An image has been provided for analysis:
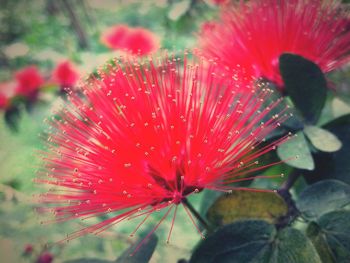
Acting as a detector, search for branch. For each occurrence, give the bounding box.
[61,0,89,49]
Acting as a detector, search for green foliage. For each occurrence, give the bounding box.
[199,189,222,220]
[304,125,341,153]
[277,131,314,170]
[315,210,350,262]
[276,54,344,171]
[306,114,350,184]
[279,53,327,124]
[306,210,350,263]
[115,234,158,263]
[190,220,276,263]
[306,222,337,263]
[296,180,350,220]
[206,191,287,228]
[190,220,321,263]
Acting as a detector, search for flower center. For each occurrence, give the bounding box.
[172,191,184,205]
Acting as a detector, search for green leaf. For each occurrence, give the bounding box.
[316,210,350,262]
[306,114,350,184]
[261,227,321,263]
[279,53,327,124]
[257,80,303,139]
[331,98,350,121]
[206,191,287,228]
[190,220,321,263]
[304,125,341,152]
[190,220,275,263]
[115,234,158,263]
[297,180,350,220]
[328,68,350,105]
[277,131,314,170]
[199,189,222,220]
[306,222,337,263]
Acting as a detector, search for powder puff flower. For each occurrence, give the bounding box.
[0,93,8,110]
[198,0,350,89]
[52,60,80,89]
[15,65,44,98]
[122,27,160,56]
[101,25,160,56]
[37,54,289,246]
[100,24,130,50]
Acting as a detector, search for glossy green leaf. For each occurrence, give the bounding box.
[331,98,350,120]
[190,220,321,263]
[304,125,341,152]
[297,180,350,220]
[206,191,287,227]
[328,69,350,105]
[277,131,314,170]
[316,210,350,262]
[199,189,222,219]
[279,53,327,123]
[115,234,158,263]
[257,80,303,139]
[306,222,336,263]
[306,114,350,184]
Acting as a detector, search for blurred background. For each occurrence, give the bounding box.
[2,1,350,262]
[0,0,221,262]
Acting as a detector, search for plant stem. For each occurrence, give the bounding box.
[280,169,300,191]
[61,0,89,49]
[182,198,211,231]
[277,169,300,228]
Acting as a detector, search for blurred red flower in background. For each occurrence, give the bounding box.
[37,54,288,245]
[15,65,44,98]
[100,24,130,50]
[23,244,33,256]
[199,22,216,35]
[36,252,53,263]
[122,27,160,56]
[198,0,350,89]
[52,60,80,89]
[101,25,159,56]
[0,93,8,109]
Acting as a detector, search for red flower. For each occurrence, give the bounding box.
[100,24,130,50]
[52,60,80,88]
[23,244,33,255]
[15,66,44,98]
[101,25,160,56]
[36,252,53,263]
[198,0,350,88]
[37,55,288,245]
[0,93,8,110]
[122,27,160,56]
[200,22,217,35]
